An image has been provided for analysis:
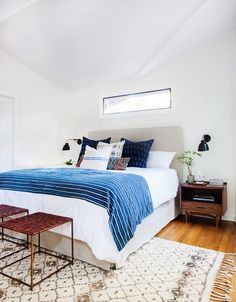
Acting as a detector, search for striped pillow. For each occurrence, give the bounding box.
[97,140,125,158]
[80,146,112,170]
[77,136,111,163]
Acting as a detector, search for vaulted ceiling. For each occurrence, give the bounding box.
[0,0,235,90]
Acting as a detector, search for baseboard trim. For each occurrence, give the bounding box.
[178,213,236,223]
[222,215,236,222]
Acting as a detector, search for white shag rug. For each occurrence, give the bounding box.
[0,237,235,302]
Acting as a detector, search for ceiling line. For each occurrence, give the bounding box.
[133,0,208,80]
[0,0,39,23]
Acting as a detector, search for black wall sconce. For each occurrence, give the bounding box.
[62,139,82,151]
[198,134,211,152]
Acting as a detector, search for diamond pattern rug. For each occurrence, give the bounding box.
[0,237,235,302]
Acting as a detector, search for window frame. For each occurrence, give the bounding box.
[102,88,172,117]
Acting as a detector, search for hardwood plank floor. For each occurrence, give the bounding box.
[156,215,236,301]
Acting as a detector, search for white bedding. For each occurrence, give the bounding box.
[121,167,179,208]
[0,167,179,263]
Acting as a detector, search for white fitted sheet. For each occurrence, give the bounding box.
[0,168,178,263]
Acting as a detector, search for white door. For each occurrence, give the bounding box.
[0,95,14,171]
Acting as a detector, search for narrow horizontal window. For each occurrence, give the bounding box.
[103,88,171,115]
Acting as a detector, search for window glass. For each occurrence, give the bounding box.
[103,88,171,115]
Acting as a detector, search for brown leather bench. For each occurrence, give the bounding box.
[0,212,74,290]
[0,204,29,260]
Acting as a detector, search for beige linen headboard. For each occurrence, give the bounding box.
[88,126,183,181]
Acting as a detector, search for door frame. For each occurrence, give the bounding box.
[0,94,15,170]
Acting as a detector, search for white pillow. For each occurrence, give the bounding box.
[97,140,125,158]
[146,151,176,169]
[80,145,112,170]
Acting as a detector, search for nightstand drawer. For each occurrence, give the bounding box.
[181,201,222,214]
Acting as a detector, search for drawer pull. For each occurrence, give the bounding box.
[196,206,206,209]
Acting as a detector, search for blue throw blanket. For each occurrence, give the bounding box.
[0,168,153,251]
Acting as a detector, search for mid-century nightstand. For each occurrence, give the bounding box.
[179,182,227,227]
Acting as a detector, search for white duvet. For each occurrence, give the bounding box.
[0,167,178,263]
[120,167,178,208]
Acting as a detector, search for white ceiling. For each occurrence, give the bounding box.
[0,0,235,91]
[0,0,38,22]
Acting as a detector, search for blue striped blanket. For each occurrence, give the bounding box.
[0,168,153,251]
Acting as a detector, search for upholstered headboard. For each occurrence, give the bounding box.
[88,126,183,181]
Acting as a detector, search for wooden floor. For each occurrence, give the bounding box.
[156,215,236,301]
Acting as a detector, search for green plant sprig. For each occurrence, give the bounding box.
[65,159,73,165]
[177,151,201,175]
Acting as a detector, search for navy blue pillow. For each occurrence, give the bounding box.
[78,136,111,162]
[121,138,154,168]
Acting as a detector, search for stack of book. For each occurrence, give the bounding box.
[193,195,215,202]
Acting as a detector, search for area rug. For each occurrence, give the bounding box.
[0,237,235,302]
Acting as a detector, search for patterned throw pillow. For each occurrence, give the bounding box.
[97,140,125,158]
[121,138,154,168]
[80,146,112,170]
[107,158,130,170]
[78,136,111,162]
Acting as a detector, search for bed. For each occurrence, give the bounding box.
[0,126,183,270]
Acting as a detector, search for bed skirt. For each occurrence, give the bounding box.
[39,198,179,270]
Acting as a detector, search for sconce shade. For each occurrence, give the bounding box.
[62,143,70,151]
[62,139,82,151]
[198,134,211,152]
[198,140,209,151]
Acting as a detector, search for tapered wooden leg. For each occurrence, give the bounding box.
[185,211,188,223]
[216,215,220,228]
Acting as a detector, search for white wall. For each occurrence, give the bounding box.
[0,95,14,171]
[65,31,236,221]
[0,51,68,168]
[0,31,235,221]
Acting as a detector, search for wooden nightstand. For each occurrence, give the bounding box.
[179,182,227,227]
